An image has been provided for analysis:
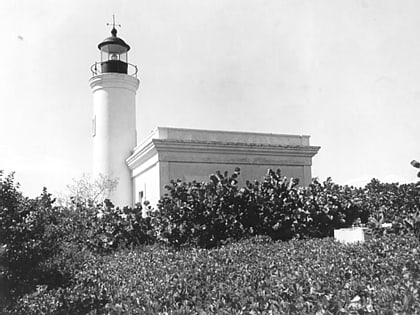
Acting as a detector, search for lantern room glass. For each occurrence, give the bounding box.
[100,50,128,63]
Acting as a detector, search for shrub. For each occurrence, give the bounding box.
[242,170,369,240]
[360,179,420,237]
[0,171,155,311]
[2,166,419,313]
[150,168,369,248]
[59,200,155,254]
[150,168,251,248]
[12,234,420,314]
[0,172,63,302]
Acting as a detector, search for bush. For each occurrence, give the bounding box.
[150,169,369,248]
[2,167,420,313]
[150,168,251,248]
[12,234,420,314]
[0,172,63,303]
[59,200,155,254]
[0,172,155,311]
[241,171,369,240]
[361,179,420,237]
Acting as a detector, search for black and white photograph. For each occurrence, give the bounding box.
[0,1,419,313]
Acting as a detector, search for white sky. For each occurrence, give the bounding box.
[1,0,419,197]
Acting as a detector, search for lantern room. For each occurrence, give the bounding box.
[98,27,131,74]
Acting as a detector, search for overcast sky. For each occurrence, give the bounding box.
[1,0,419,197]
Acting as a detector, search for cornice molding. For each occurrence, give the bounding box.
[152,139,320,157]
[127,138,320,170]
[126,140,157,170]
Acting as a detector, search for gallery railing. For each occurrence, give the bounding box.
[90,61,138,77]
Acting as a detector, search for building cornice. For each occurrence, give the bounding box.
[126,140,157,170]
[152,139,320,158]
[127,137,320,170]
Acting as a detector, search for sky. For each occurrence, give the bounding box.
[1,0,420,197]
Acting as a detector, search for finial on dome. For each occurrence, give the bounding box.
[107,13,121,37]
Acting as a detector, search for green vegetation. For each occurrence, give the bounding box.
[1,168,419,314]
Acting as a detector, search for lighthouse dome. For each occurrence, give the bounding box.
[98,28,130,53]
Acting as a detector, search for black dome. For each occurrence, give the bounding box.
[98,28,130,53]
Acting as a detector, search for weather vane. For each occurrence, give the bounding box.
[107,14,121,35]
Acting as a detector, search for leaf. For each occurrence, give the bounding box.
[411,160,420,169]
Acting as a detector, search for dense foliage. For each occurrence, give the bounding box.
[150,169,370,247]
[58,200,154,254]
[363,179,420,237]
[0,172,62,302]
[1,167,420,313]
[12,234,420,314]
[0,172,152,310]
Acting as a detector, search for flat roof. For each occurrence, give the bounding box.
[135,127,311,150]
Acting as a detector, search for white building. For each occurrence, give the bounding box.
[90,27,320,207]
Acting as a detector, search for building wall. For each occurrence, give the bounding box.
[127,127,320,208]
[161,161,306,195]
[133,162,160,208]
[131,151,161,208]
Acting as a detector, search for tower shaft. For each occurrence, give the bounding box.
[90,73,139,207]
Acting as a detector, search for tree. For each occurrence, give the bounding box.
[56,173,119,208]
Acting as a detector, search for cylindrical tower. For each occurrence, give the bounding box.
[89,25,139,207]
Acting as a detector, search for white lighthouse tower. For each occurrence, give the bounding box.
[89,20,139,207]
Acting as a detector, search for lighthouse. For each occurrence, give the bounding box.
[89,20,139,207]
[87,18,319,209]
